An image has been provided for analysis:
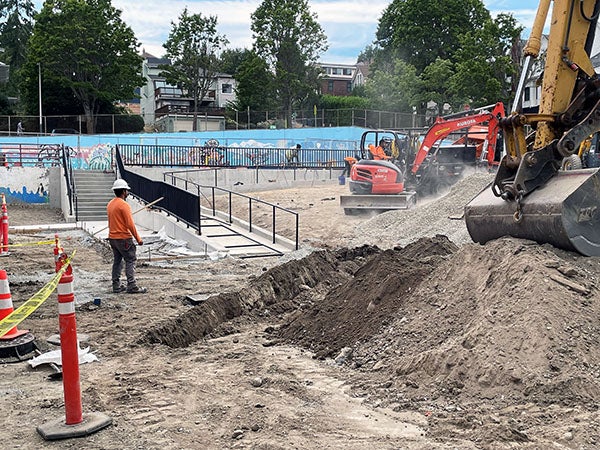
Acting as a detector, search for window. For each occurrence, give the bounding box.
[343,68,352,76]
[328,80,334,92]
[347,81,352,93]
[524,87,530,102]
[222,83,233,94]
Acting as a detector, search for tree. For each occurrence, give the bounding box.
[251,0,328,127]
[377,0,491,72]
[162,8,229,131]
[374,0,522,112]
[219,48,252,76]
[0,0,36,96]
[230,51,275,113]
[364,58,421,112]
[20,0,144,133]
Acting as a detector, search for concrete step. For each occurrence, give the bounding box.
[73,169,115,220]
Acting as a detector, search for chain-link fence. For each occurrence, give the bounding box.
[0,107,430,136]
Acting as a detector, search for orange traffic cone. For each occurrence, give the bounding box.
[0,269,28,340]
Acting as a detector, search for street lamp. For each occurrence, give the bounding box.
[38,62,42,135]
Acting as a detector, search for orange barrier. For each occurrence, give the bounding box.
[55,250,82,425]
[0,270,29,340]
[37,242,112,440]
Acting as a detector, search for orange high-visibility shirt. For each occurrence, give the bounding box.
[369,144,390,160]
[107,197,141,242]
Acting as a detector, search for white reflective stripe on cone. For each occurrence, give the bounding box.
[0,279,9,292]
[57,282,74,295]
[0,298,13,309]
[58,302,75,315]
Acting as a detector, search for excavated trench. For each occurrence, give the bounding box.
[141,234,600,412]
[140,243,382,348]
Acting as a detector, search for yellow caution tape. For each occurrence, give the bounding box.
[0,251,76,338]
[5,239,57,248]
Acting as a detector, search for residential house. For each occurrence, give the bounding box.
[139,50,236,131]
[318,63,356,96]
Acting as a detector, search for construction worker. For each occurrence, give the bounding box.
[368,140,391,160]
[107,179,146,294]
[285,143,301,165]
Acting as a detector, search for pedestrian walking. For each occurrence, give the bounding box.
[16,121,23,136]
[107,179,146,294]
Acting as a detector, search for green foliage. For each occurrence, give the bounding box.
[377,0,491,72]
[220,48,252,76]
[0,91,13,114]
[20,0,144,133]
[161,8,228,131]
[0,0,36,96]
[373,0,522,113]
[319,94,370,110]
[357,45,379,64]
[251,0,328,126]
[229,51,275,112]
[420,58,454,107]
[364,58,421,112]
[111,114,144,133]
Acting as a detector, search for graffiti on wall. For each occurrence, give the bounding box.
[0,167,49,204]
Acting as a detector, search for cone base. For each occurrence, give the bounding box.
[37,412,112,440]
[0,331,35,361]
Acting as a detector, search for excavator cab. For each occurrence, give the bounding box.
[464,0,600,256]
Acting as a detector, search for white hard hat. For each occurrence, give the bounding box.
[112,179,131,190]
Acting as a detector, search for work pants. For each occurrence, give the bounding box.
[109,238,138,289]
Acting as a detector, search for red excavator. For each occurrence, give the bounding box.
[410,102,505,187]
[340,103,505,214]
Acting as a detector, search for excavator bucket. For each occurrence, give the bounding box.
[465,168,600,256]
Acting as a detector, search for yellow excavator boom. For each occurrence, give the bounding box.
[465,0,600,255]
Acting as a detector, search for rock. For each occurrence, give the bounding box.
[563,431,574,441]
[232,429,244,439]
[334,347,353,365]
[250,377,264,387]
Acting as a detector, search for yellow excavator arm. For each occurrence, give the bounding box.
[465,0,600,256]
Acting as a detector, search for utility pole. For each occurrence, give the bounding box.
[38,63,43,135]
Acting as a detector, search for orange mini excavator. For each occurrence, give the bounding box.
[340,104,505,214]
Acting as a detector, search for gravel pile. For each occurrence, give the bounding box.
[350,171,495,249]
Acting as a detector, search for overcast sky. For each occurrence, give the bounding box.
[32,0,541,65]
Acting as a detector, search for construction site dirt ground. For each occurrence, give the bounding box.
[3,174,600,450]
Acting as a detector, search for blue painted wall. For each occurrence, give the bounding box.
[0,126,372,203]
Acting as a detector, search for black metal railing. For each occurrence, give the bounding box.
[115,145,299,251]
[117,143,353,169]
[164,172,299,250]
[59,144,76,217]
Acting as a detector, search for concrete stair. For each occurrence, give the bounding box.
[73,170,116,221]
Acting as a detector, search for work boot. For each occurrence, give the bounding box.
[112,284,126,293]
[127,286,147,294]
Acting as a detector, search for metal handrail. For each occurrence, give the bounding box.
[163,171,299,250]
[59,144,76,217]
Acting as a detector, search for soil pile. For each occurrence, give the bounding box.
[277,236,458,359]
[278,236,600,411]
[351,171,494,248]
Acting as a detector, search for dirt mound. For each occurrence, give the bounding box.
[140,246,380,347]
[278,236,600,410]
[277,236,458,359]
[356,237,600,408]
[351,172,494,249]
